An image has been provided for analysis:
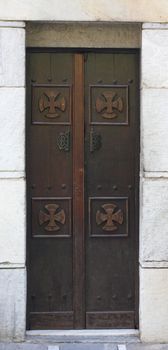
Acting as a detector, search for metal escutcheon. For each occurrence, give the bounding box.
[57,130,70,152]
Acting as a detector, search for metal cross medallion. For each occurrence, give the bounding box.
[96,203,123,231]
[39,204,65,232]
[39,90,66,118]
[96,91,123,119]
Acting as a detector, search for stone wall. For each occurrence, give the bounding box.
[0,17,168,344]
[0,21,26,341]
[140,23,168,343]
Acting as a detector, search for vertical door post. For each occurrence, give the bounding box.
[73,54,85,328]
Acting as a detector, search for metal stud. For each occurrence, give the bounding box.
[128,79,133,84]
[97,80,103,83]
[97,184,102,190]
[113,185,117,190]
[48,78,52,82]
[62,184,66,189]
[127,293,132,300]
[128,185,132,190]
[31,184,36,189]
[113,80,117,84]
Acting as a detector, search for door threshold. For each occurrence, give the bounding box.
[26,329,140,343]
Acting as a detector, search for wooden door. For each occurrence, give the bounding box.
[27,50,139,330]
[84,52,139,328]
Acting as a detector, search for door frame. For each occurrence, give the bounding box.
[26,47,140,330]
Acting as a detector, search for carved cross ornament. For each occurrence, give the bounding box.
[96,203,123,231]
[96,91,123,119]
[39,91,66,118]
[39,204,65,232]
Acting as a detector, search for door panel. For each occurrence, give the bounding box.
[85,52,139,328]
[27,50,139,330]
[27,52,74,329]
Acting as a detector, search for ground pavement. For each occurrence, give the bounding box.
[0,343,168,349]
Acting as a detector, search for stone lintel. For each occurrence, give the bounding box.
[26,22,141,48]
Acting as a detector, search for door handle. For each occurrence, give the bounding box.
[57,130,70,152]
[90,127,102,153]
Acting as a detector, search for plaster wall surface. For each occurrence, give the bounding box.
[0,0,167,22]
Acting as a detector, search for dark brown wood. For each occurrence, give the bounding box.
[85,52,139,329]
[30,312,73,330]
[73,53,85,328]
[27,49,139,330]
[27,51,74,329]
[86,311,135,329]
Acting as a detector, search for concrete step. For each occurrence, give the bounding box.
[26,330,139,344]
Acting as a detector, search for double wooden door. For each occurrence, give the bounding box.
[27,50,139,330]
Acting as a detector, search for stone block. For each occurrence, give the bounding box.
[128,344,168,349]
[140,178,168,265]
[0,344,47,349]
[142,23,168,29]
[0,268,26,341]
[0,21,25,28]
[0,88,25,171]
[142,29,168,88]
[0,27,25,86]
[0,179,26,265]
[140,267,168,343]
[141,88,168,172]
